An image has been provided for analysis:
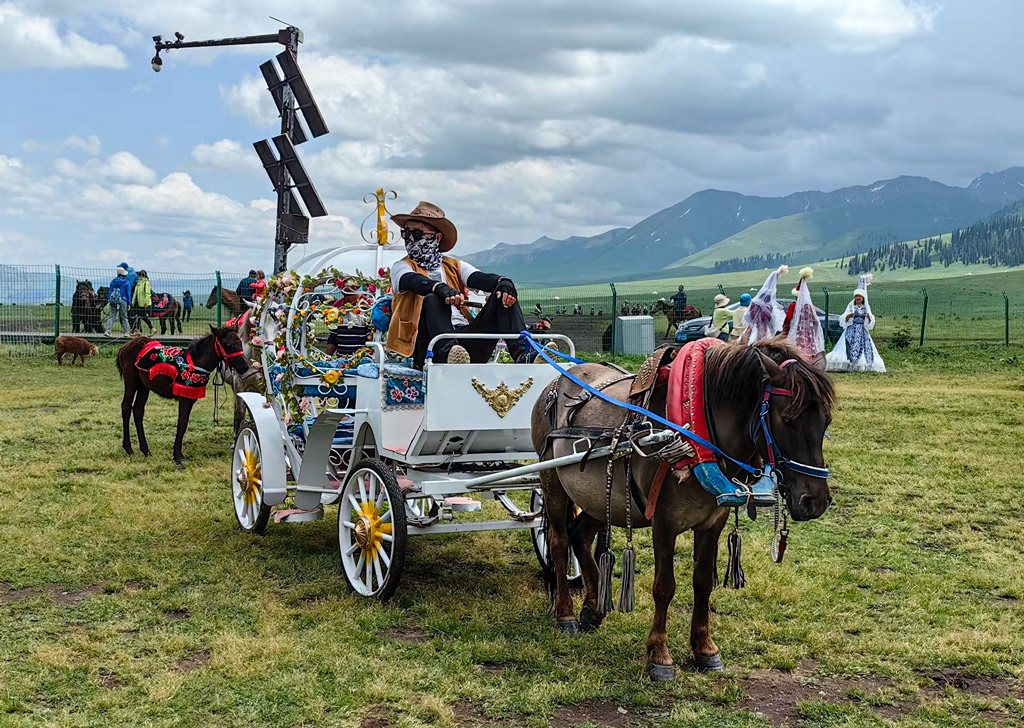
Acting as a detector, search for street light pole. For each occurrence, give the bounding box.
[152,27,307,273]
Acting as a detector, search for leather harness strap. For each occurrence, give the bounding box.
[644,461,672,520]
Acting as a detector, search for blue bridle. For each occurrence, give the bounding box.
[759,383,831,480]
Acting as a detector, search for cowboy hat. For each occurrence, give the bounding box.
[391,201,458,252]
[713,293,730,307]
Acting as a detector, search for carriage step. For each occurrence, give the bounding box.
[272,506,324,524]
[440,496,482,512]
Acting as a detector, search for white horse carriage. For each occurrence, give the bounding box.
[228,196,616,599]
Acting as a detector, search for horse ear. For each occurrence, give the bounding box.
[209,324,217,335]
[245,301,256,310]
[754,348,782,380]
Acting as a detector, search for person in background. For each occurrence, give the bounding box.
[104,266,131,337]
[704,293,732,341]
[671,284,688,312]
[742,265,788,345]
[256,269,265,282]
[131,269,154,333]
[786,267,826,368]
[326,290,371,357]
[729,293,751,342]
[826,274,885,373]
[236,270,258,303]
[182,290,193,322]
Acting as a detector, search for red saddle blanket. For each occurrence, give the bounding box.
[665,337,724,467]
[135,340,210,399]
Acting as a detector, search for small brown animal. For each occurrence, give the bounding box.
[56,336,98,365]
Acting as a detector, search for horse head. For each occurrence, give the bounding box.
[753,340,834,521]
[206,286,220,309]
[210,324,257,380]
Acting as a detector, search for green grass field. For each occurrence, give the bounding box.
[1,347,1023,727]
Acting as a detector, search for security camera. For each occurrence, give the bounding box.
[151,55,163,72]
[152,35,162,43]
[174,32,184,42]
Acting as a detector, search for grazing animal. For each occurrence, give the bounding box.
[71,280,103,333]
[56,335,98,365]
[531,339,834,679]
[652,299,702,337]
[117,326,256,467]
[206,286,246,317]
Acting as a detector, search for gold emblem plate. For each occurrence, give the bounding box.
[471,377,534,417]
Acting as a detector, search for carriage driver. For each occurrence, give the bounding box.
[387,201,527,368]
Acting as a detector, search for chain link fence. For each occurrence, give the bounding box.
[2,263,1022,357]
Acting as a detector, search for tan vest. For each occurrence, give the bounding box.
[387,256,473,357]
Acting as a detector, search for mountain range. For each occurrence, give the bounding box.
[465,167,1024,284]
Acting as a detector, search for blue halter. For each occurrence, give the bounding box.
[758,384,831,480]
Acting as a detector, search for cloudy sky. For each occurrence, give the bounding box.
[0,1,1020,272]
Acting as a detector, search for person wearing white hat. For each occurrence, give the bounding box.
[784,267,826,368]
[703,293,732,341]
[387,201,527,367]
[741,265,788,345]
[826,274,885,373]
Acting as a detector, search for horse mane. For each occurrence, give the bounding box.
[705,338,835,421]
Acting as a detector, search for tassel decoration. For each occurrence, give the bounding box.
[617,544,636,613]
[597,549,616,616]
[725,524,745,589]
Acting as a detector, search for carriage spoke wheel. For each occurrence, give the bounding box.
[232,427,271,535]
[338,459,407,600]
[530,489,583,588]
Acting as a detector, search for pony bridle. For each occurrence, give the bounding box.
[758,359,831,481]
[213,337,244,362]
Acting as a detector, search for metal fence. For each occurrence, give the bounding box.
[0,265,250,357]
[1,264,1021,357]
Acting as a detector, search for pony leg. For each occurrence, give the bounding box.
[121,380,135,456]
[646,515,678,681]
[568,510,605,631]
[172,398,196,467]
[540,468,579,634]
[57,351,64,365]
[132,387,151,457]
[690,519,727,671]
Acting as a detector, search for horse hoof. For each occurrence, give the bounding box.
[141,451,150,458]
[647,663,676,682]
[557,619,580,635]
[579,605,603,632]
[693,653,724,672]
[175,460,185,471]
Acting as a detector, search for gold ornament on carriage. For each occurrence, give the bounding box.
[361,188,397,246]
[471,377,534,417]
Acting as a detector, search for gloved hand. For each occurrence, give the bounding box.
[494,277,518,308]
[433,282,465,306]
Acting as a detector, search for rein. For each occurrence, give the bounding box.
[214,336,244,361]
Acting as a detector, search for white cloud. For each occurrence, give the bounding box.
[64,135,102,155]
[55,151,157,185]
[0,2,126,70]
[191,139,259,171]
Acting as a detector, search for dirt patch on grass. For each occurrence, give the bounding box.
[40,406,59,414]
[176,648,211,673]
[360,713,396,728]
[383,626,430,643]
[452,700,651,728]
[163,607,191,621]
[740,663,1024,725]
[917,669,1022,700]
[98,669,125,689]
[0,582,103,605]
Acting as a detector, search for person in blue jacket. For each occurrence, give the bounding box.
[104,266,131,336]
[118,261,137,300]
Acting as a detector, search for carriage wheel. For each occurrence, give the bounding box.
[231,427,271,535]
[337,458,407,601]
[530,489,583,588]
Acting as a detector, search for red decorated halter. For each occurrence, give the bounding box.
[214,336,244,360]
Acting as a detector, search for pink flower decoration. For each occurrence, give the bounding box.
[389,387,404,402]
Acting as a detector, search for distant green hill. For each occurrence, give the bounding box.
[466,167,1024,284]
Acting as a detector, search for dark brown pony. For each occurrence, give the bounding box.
[71,280,103,333]
[149,293,183,335]
[652,299,702,336]
[117,326,256,467]
[206,287,246,316]
[531,339,834,680]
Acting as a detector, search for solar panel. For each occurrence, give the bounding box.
[271,134,328,218]
[252,139,302,213]
[258,60,308,145]
[276,50,329,138]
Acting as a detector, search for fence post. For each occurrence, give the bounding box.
[717,284,726,296]
[215,271,223,327]
[1004,292,1010,346]
[919,288,928,347]
[53,264,61,340]
[609,283,617,355]
[823,286,830,334]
